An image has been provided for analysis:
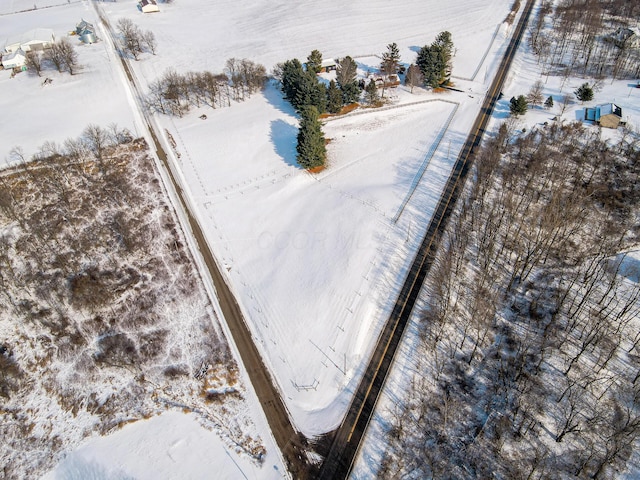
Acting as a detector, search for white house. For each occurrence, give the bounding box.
[2,48,26,69]
[139,0,160,13]
[4,28,55,53]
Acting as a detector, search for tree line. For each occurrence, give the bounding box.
[25,38,79,76]
[274,52,362,114]
[116,18,157,60]
[509,81,595,117]
[380,121,640,479]
[146,58,267,117]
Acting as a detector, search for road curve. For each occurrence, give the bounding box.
[92,6,308,477]
[317,1,536,478]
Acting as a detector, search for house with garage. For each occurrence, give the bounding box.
[1,48,26,70]
[584,103,624,129]
[139,0,160,13]
[4,28,55,53]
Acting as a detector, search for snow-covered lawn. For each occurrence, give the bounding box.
[43,411,284,480]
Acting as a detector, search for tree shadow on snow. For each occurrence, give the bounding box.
[270,119,300,169]
[493,99,511,120]
[263,80,297,117]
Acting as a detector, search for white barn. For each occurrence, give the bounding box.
[5,28,55,53]
[2,48,26,69]
[139,0,160,13]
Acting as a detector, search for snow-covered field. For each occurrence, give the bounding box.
[94,0,517,435]
[43,411,283,480]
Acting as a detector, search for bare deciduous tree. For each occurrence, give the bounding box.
[141,29,157,55]
[116,18,143,60]
[25,51,43,76]
[405,64,423,93]
[58,38,78,75]
[527,79,544,107]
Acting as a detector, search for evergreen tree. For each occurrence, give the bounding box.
[281,59,305,101]
[296,106,326,169]
[416,31,454,89]
[327,80,343,114]
[509,95,528,116]
[306,49,323,75]
[365,79,380,105]
[281,59,327,113]
[336,56,359,104]
[292,71,327,113]
[574,82,594,102]
[336,56,357,87]
[341,82,360,105]
[544,95,554,109]
[433,31,454,82]
[381,42,401,77]
[417,44,442,88]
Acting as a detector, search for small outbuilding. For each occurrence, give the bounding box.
[584,103,623,129]
[78,28,97,44]
[320,58,337,73]
[139,0,160,13]
[2,48,27,70]
[75,19,94,35]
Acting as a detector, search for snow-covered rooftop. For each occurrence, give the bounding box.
[4,27,54,52]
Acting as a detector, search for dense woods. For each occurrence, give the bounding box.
[531,0,640,79]
[380,122,640,479]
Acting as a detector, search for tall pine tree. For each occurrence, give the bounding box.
[416,31,454,89]
[327,80,343,114]
[296,106,326,169]
[381,42,401,77]
[365,79,380,105]
[293,71,327,113]
[336,56,360,104]
[281,59,305,102]
[306,49,323,75]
